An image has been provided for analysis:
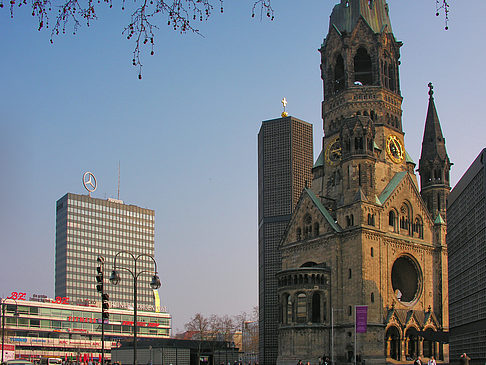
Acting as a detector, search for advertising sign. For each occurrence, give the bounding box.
[355,305,368,333]
[1,344,15,361]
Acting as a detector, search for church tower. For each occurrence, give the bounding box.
[276,1,450,365]
[418,83,452,220]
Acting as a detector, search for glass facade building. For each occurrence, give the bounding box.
[55,193,157,311]
[0,297,170,360]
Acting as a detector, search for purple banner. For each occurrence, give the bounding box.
[355,305,368,333]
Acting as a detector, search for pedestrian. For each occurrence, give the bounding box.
[460,353,470,365]
[428,356,436,365]
[414,356,422,365]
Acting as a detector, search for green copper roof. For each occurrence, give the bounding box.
[434,214,446,225]
[375,195,382,205]
[405,150,415,164]
[329,0,393,35]
[379,171,407,204]
[305,188,342,232]
[314,149,324,168]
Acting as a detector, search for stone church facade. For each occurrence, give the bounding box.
[276,1,451,364]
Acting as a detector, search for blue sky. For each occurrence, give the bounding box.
[1,0,485,332]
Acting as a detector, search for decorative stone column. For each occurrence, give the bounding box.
[386,337,391,358]
[418,338,424,357]
[400,338,406,361]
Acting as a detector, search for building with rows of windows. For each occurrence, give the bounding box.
[257,116,313,365]
[0,296,170,361]
[447,149,486,364]
[55,193,157,310]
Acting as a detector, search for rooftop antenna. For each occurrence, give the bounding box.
[117,161,121,200]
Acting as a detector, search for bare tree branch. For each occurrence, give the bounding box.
[436,0,450,30]
[1,0,450,78]
[251,0,273,21]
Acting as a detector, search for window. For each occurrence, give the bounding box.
[348,268,352,279]
[368,213,375,226]
[304,214,312,238]
[371,292,375,303]
[354,48,373,85]
[334,55,345,93]
[296,294,307,323]
[371,247,374,257]
[389,211,395,226]
[286,295,292,324]
[312,292,321,323]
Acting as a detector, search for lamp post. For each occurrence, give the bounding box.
[109,251,161,365]
[1,298,19,363]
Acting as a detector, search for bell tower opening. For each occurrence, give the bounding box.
[354,48,373,85]
[334,55,345,93]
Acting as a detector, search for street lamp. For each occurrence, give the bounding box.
[1,298,19,363]
[109,251,161,365]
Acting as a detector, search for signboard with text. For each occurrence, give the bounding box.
[1,344,15,361]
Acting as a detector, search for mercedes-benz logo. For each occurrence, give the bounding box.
[83,172,97,194]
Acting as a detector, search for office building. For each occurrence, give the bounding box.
[55,193,157,311]
[258,116,313,365]
[447,149,486,364]
[0,295,170,361]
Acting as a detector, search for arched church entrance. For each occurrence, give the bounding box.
[385,326,401,361]
[405,327,419,360]
[423,328,437,359]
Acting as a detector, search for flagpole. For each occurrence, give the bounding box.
[354,305,357,365]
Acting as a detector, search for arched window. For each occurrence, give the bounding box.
[354,48,373,85]
[414,216,424,239]
[296,294,307,323]
[334,55,345,93]
[400,203,411,235]
[383,61,390,88]
[286,295,292,324]
[388,63,396,91]
[304,214,312,238]
[371,247,374,257]
[348,268,352,279]
[368,213,375,226]
[389,211,396,227]
[314,222,320,237]
[311,292,321,323]
[371,292,375,303]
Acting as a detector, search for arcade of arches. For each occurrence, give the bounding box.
[385,309,444,362]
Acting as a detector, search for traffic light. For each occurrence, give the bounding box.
[102,293,109,319]
[96,265,104,293]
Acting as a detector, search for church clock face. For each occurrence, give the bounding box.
[325,136,342,165]
[386,135,404,164]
